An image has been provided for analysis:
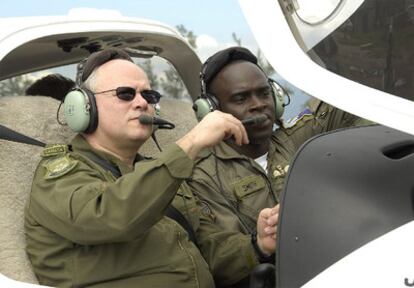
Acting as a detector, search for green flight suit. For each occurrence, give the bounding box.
[25,135,215,288]
[185,101,372,236]
[172,186,259,287]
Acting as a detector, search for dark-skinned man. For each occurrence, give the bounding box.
[184,47,371,287]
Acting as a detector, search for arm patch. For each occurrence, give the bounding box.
[43,155,78,179]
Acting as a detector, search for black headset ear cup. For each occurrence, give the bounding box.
[269,79,285,119]
[63,87,98,133]
[206,93,220,111]
[193,93,220,121]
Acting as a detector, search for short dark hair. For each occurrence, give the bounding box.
[201,46,259,94]
[76,48,133,85]
[26,74,75,101]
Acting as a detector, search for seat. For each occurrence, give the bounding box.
[0,95,197,285]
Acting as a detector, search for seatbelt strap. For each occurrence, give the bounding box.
[79,150,122,179]
[0,124,198,246]
[0,124,45,147]
[79,150,199,247]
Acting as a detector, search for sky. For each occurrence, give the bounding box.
[0,0,309,119]
[0,0,259,61]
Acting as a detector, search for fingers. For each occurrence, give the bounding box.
[264,225,277,235]
[176,111,249,159]
[259,207,273,219]
[214,111,249,146]
[266,206,280,226]
[273,204,280,214]
[259,204,280,236]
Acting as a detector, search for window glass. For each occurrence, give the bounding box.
[0,56,192,102]
[308,0,414,101]
[295,0,342,24]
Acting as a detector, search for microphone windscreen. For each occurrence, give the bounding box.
[241,114,267,126]
[138,115,154,125]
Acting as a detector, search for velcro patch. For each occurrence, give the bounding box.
[283,108,313,129]
[233,175,265,199]
[43,155,78,179]
[41,144,69,158]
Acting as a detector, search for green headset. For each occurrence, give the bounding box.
[64,86,99,133]
[62,55,100,134]
[193,51,287,122]
[63,49,139,134]
[63,85,162,134]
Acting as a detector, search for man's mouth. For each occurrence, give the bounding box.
[241,114,268,126]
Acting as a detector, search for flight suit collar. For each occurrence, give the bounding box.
[210,141,272,177]
[70,134,143,175]
[213,141,252,161]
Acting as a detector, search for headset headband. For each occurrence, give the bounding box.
[200,46,259,95]
[76,48,133,86]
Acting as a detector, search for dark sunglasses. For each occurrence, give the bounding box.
[94,87,162,104]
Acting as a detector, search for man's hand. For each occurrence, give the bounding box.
[176,110,249,160]
[256,204,280,255]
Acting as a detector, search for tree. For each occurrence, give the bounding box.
[159,66,187,99]
[140,59,159,91]
[157,25,198,100]
[176,25,197,49]
[0,75,35,96]
[231,32,275,75]
[256,49,275,76]
[232,32,242,46]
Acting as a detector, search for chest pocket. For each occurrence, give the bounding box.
[232,175,266,200]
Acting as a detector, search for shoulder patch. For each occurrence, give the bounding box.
[41,144,69,158]
[43,155,78,179]
[283,108,313,129]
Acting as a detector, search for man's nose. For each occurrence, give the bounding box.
[250,94,267,110]
[132,92,149,110]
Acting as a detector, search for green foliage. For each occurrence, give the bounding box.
[159,64,187,100]
[155,25,198,99]
[256,49,275,76]
[176,25,197,49]
[0,25,277,102]
[232,32,242,46]
[141,59,160,91]
[0,75,35,96]
[231,32,275,75]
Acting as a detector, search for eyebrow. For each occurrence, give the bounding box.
[230,84,271,96]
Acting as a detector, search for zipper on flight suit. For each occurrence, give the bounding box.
[176,230,201,288]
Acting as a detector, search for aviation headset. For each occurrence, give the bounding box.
[193,46,287,121]
[63,48,136,133]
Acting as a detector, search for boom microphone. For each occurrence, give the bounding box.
[241,115,268,126]
[138,115,175,130]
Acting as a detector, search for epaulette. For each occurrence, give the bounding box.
[41,144,78,179]
[282,108,313,129]
[41,144,70,158]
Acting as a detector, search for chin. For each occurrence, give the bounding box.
[124,128,149,142]
[248,127,273,141]
[132,132,151,141]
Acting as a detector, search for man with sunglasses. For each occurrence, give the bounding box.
[24,48,278,288]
